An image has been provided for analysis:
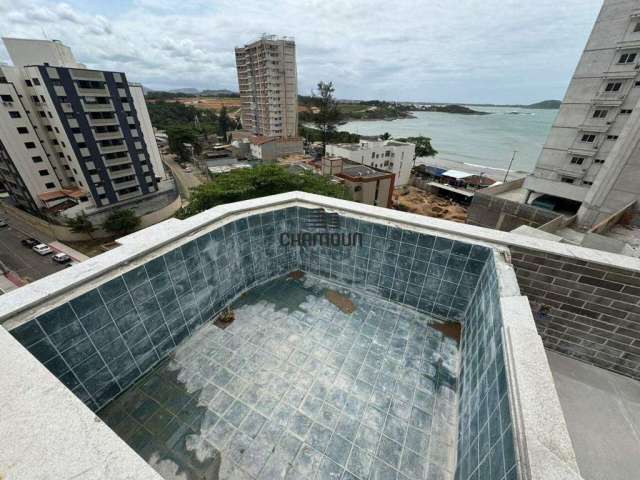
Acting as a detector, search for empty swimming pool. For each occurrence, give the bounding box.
[99,275,459,480]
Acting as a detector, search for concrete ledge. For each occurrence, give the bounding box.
[0,327,162,480]
[500,295,582,480]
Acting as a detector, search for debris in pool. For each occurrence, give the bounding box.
[289,270,305,280]
[430,320,461,343]
[214,308,235,329]
[325,289,356,313]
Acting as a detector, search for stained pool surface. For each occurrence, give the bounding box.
[99,274,460,480]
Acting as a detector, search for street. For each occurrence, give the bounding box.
[162,152,203,199]
[0,224,68,283]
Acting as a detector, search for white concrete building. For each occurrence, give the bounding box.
[0,38,166,216]
[235,35,298,138]
[326,139,415,187]
[524,0,640,227]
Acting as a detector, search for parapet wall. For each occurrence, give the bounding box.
[511,246,640,380]
[0,191,601,480]
[467,188,560,232]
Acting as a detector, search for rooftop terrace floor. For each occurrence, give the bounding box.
[99,274,460,480]
[547,351,640,480]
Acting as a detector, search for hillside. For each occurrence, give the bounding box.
[415,104,490,115]
[525,100,561,109]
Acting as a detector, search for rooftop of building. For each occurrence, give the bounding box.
[339,164,393,179]
[1,191,639,480]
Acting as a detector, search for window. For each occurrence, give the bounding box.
[0,94,13,101]
[45,182,55,188]
[581,134,596,143]
[38,169,49,176]
[583,181,594,186]
[31,95,40,103]
[620,109,633,114]
[605,82,622,92]
[38,111,46,118]
[635,22,640,32]
[24,142,36,149]
[8,111,20,118]
[595,159,605,164]
[46,125,52,131]
[32,78,40,86]
[32,156,43,163]
[16,127,28,134]
[561,177,575,184]
[593,109,607,118]
[618,53,637,64]
[607,135,619,140]
[570,157,584,165]
[25,79,32,87]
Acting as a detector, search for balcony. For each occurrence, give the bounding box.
[94,129,123,141]
[77,87,109,97]
[6,191,626,480]
[103,154,133,167]
[98,143,128,155]
[70,69,104,81]
[113,179,138,190]
[108,167,134,179]
[83,101,114,112]
[88,117,119,127]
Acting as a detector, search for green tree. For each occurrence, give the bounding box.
[312,81,341,155]
[102,209,140,237]
[178,164,350,218]
[380,132,391,140]
[167,126,198,163]
[396,136,437,158]
[66,213,95,239]
[218,105,230,139]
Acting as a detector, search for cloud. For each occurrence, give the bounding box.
[0,0,603,103]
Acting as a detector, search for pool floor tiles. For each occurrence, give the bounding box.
[99,274,460,480]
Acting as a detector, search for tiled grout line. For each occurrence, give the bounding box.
[35,310,95,407]
[67,300,123,406]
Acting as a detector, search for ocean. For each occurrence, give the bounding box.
[339,106,558,174]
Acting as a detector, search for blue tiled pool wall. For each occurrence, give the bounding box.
[10,208,300,411]
[454,256,518,480]
[296,208,492,322]
[9,205,493,412]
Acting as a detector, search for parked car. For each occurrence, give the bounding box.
[52,253,71,264]
[21,238,40,248]
[0,218,7,227]
[184,166,192,173]
[32,244,52,255]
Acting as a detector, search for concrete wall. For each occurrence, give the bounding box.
[467,192,560,231]
[512,247,640,380]
[2,193,182,241]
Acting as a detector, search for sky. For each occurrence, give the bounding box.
[0,0,604,104]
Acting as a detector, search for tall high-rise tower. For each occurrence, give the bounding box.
[524,0,640,226]
[235,35,298,138]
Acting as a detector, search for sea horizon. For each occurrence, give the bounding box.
[339,106,558,174]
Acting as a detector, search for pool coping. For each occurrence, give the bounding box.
[494,252,583,480]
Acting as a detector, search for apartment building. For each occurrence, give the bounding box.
[0,38,166,216]
[524,0,640,227]
[326,139,415,187]
[235,35,298,138]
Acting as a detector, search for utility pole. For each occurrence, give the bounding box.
[504,150,517,183]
